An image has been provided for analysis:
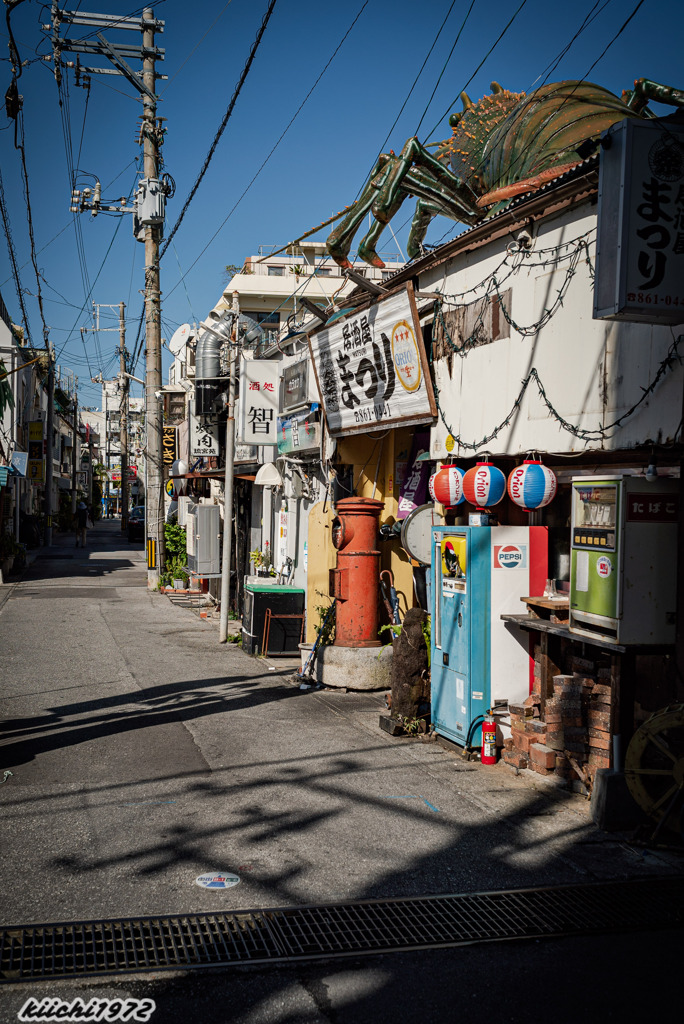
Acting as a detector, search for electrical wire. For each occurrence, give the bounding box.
[414,0,477,137]
[160,0,279,260]
[164,1,369,299]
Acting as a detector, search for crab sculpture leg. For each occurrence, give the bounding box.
[328,130,482,269]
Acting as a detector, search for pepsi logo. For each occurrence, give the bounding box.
[495,544,524,568]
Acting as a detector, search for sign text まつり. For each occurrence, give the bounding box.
[308,285,435,436]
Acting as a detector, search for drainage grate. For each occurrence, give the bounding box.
[2,877,682,982]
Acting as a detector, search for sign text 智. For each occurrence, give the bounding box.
[308,285,436,436]
[238,358,279,446]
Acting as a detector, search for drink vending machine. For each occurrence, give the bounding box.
[430,526,548,746]
[569,476,678,644]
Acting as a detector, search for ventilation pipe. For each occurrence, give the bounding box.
[194,311,233,416]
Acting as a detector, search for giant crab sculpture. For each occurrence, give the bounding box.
[327,78,684,269]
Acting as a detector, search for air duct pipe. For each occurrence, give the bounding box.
[194,311,233,416]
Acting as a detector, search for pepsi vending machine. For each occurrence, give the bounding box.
[430,526,548,746]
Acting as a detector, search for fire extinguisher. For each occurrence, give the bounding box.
[481,711,498,765]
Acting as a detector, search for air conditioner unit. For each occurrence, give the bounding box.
[177,495,194,527]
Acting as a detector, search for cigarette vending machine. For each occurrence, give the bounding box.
[430,526,548,746]
[570,476,678,644]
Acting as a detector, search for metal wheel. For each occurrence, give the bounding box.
[625,704,684,836]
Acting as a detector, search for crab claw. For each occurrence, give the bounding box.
[461,92,474,110]
[357,243,385,269]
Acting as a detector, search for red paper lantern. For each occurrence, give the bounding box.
[429,466,465,507]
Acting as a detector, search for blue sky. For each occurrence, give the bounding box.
[2,0,683,407]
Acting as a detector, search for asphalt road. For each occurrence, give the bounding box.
[0,520,681,1022]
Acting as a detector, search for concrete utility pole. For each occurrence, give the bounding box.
[118,302,129,530]
[71,381,78,516]
[219,291,240,643]
[142,7,164,587]
[44,343,55,547]
[48,4,167,584]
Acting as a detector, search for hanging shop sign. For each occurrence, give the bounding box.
[277,408,320,455]
[27,420,44,483]
[429,465,465,507]
[594,117,684,325]
[11,451,28,477]
[189,398,219,458]
[238,357,279,446]
[282,358,309,412]
[397,430,431,517]
[308,284,436,437]
[162,426,177,466]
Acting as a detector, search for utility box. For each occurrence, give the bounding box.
[186,503,220,576]
[570,476,679,644]
[242,583,305,655]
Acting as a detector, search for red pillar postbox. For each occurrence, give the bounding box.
[330,496,384,647]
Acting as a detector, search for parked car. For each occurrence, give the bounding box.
[127,506,146,542]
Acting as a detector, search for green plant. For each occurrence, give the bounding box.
[164,522,187,560]
[250,543,274,574]
[314,603,336,646]
[398,715,424,736]
[160,556,189,587]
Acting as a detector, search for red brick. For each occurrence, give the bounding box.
[592,682,612,699]
[503,737,515,752]
[589,735,611,750]
[502,750,528,769]
[588,751,610,769]
[525,720,547,738]
[560,716,584,728]
[588,726,610,740]
[545,731,565,751]
[553,674,575,693]
[529,760,553,776]
[588,710,611,728]
[564,726,588,740]
[529,743,556,770]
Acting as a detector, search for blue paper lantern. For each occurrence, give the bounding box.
[507,460,557,510]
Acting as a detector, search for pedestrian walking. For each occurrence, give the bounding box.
[75,501,89,548]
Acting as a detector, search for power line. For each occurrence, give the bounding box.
[164,1,369,300]
[160,0,279,260]
[414,0,477,137]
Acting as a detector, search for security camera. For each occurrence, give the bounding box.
[516,229,533,250]
[154,390,163,399]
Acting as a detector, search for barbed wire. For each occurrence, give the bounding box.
[432,331,684,452]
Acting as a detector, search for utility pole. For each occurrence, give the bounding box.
[71,380,78,515]
[119,302,129,530]
[44,343,55,546]
[141,7,164,587]
[219,291,240,643]
[48,5,168,585]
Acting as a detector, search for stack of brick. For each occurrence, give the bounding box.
[502,651,614,785]
[587,667,613,774]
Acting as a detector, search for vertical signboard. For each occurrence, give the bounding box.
[162,426,177,467]
[238,358,279,446]
[308,284,436,436]
[189,399,219,458]
[27,420,44,483]
[594,117,684,324]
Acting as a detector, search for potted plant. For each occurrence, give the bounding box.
[250,542,274,577]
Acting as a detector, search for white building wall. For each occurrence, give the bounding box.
[423,202,683,457]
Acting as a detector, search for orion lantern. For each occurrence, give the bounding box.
[463,461,506,508]
[507,460,557,510]
[429,465,465,507]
